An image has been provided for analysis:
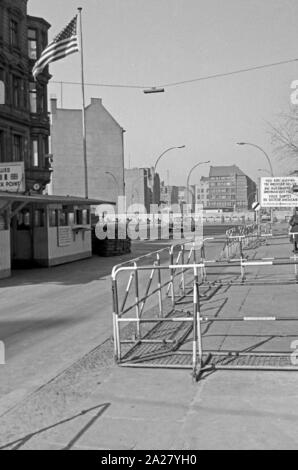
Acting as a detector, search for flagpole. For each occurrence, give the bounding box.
[78,7,88,199]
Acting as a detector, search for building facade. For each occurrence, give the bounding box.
[50,98,125,204]
[194,176,209,208]
[0,0,52,193]
[160,182,179,206]
[208,165,256,211]
[125,167,160,213]
[0,2,114,279]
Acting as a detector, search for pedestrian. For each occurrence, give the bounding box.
[289,208,298,252]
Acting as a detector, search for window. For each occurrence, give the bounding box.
[28,28,37,59]
[0,131,4,162]
[76,209,83,225]
[12,76,21,108]
[41,136,48,160]
[34,209,45,227]
[59,210,68,226]
[29,82,37,113]
[32,138,39,167]
[84,209,90,225]
[12,135,22,161]
[39,84,47,113]
[10,19,19,47]
[17,210,31,230]
[41,31,47,49]
[49,209,58,227]
[68,212,75,225]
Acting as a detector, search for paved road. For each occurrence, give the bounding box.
[0,227,228,417]
[0,226,297,449]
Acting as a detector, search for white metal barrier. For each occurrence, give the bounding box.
[111,249,298,381]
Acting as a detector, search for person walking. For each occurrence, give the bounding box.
[289,208,298,252]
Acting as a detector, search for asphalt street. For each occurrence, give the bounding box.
[0,224,297,449]
[0,226,227,417]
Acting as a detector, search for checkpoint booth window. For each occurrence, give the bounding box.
[34,208,45,227]
[49,209,58,227]
[17,209,31,230]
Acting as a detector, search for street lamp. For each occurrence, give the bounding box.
[154,145,186,174]
[237,142,274,177]
[153,145,186,204]
[105,171,119,200]
[186,161,210,206]
[237,142,274,224]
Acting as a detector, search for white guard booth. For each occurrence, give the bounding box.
[0,192,113,278]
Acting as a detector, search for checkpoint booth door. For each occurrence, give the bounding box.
[10,206,33,267]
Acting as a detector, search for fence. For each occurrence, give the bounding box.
[111,230,298,381]
[220,223,272,260]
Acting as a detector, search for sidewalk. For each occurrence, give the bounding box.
[0,233,298,450]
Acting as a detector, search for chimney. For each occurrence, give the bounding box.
[90,97,102,106]
[50,97,58,114]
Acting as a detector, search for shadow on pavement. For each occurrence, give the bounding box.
[0,402,110,450]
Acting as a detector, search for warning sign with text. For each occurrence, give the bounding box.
[0,162,25,193]
[260,177,298,207]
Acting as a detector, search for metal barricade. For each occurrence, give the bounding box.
[221,223,272,260]
[111,247,298,381]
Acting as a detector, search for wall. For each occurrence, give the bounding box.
[47,227,91,267]
[51,104,84,197]
[33,226,49,262]
[125,168,145,210]
[50,98,125,204]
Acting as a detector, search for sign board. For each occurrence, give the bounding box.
[0,80,4,104]
[252,201,261,211]
[260,177,298,207]
[58,226,72,247]
[0,162,25,193]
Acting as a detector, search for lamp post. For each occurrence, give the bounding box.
[237,143,274,177]
[186,161,210,208]
[105,171,119,200]
[237,142,274,224]
[153,145,186,204]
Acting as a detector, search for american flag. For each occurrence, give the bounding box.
[32,16,79,80]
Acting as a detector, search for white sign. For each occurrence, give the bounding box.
[252,201,261,211]
[0,80,4,104]
[0,162,25,193]
[58,226,72,246]
[260,177,298,207]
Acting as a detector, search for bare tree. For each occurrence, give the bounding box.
[269,105,298,167]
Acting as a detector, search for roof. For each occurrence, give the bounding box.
[0,192,115,206]
[27,15,51,30]
[209,165,246,178]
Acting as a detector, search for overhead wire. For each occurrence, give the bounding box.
[50,58,298,91]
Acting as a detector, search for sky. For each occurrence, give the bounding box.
[28,0,298,186]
